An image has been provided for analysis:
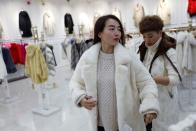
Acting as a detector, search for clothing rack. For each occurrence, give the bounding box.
[0,40,28,83]
[127,24,196,37]
[0,38,34,43]
[164,25,196,32]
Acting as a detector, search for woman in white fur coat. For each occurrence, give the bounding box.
[69,15,160,131]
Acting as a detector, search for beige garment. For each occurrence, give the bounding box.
[25,45,48,84]
[157,0,171,25]
[133,3,145,27]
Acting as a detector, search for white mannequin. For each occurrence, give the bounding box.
[157,0,171,25]
[133,3,145,27]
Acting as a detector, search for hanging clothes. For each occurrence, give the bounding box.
[71,38,93,70]
[133,3,145,27]
[9,43,27,65]
[40,43,56,77]
[64,13,74,34]
[19,10,32,37]
[181,33,196,75]
[25,45,48,84]
[61,37,74,80]
[71,39,80,70]
[188,0,196,17]
[47,44,57,66]
[0,47,7,79]
[157,0,171,25]
[2,47,17,73]
[43,12,55,36]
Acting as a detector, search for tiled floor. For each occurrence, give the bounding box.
[0,66,196,131]
[0,66,89,131]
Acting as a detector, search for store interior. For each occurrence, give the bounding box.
[0,0,196,131]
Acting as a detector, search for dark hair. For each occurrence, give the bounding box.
[139,15,164,34]
[93,14,125,45]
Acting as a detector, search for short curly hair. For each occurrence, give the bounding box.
[139,15,164,34]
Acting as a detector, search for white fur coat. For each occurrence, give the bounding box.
[69,43,160,131]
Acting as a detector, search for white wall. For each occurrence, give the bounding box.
[0,0,195,40]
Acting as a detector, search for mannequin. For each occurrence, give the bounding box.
[157,0,171,25]
[133,3,145,27]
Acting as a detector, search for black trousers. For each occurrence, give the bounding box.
[98,126,119,131]
[98,126,105,131]
[146,123,152,131]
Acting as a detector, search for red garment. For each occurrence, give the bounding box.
[188,0,196,16]
[10,43,20,64]
[10,43,26,65]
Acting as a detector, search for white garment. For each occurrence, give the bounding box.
[157,0,171,25]
[112,8,122,21]
[0,47,7,79]
[133,3,145,27]
[97,51,117,131]
[183,33,196,74]
[168,114,196,131]
[43,13,55,36]
[142,39,179,131]
[69,43,160,131]
[61,38,73,80]
[126,36,143,54]
[176,31,188,75]
[178,32,196,76]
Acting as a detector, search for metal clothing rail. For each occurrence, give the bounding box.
[126,24,196,36]
[164,25,196,32]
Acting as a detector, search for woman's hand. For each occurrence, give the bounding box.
[80,96,97,110]
[144,113,157,125]
[153,75,169,86]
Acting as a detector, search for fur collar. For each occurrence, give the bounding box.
[84,43,130,65]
